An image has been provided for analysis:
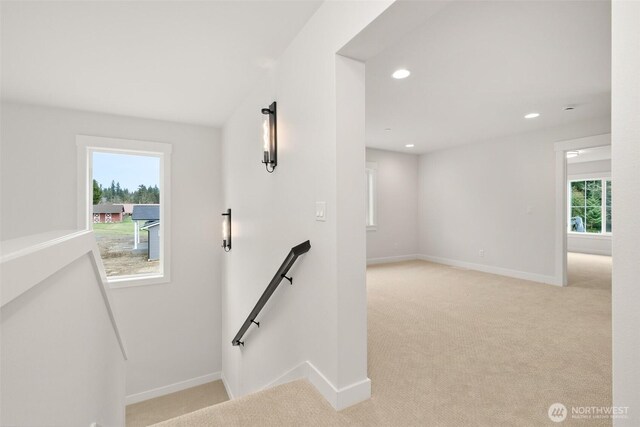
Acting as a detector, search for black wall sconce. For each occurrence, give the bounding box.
[222,209,231,252]
[261,101,277,173]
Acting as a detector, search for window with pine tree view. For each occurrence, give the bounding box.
[92,151,161,278]
[569,178,612,234]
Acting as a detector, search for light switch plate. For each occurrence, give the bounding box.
[315,201,326,221]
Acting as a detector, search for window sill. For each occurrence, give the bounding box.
[108,273,170,289]
[567,232,611,240]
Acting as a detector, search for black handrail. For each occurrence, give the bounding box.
[232,240,311,346]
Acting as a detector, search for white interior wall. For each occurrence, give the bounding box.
[220,1,391,408]
[567,233,611,257]
[567,159,611,176]
[0,102,222,400]
[612,1,640,424]
[567,159,612,256]
[0,1,637,420]
[418,119,610,284]
[1,254,126,426]
[365,148,419,263]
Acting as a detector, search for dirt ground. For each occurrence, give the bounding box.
[95,234,160,277]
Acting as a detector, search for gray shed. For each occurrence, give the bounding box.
[132,204,160,251]
[132,205,159,221]
[140,221,160,261]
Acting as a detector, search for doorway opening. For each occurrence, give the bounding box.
[554,135,611,287]
[564,144,612,289]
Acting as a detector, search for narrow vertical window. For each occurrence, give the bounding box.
[605,179,612,233]
[366,162,378,230]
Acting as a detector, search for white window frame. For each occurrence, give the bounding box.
[77,135,172,288]
[567,173,612,237]
[366,162,378,231]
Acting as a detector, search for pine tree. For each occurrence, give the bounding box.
[115,182,122,202]
[92,179,102,205]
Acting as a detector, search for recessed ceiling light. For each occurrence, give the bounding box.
[405,144,415,148]
[524,112,540,119]
[566,151,580,158]
[563,105,576,111]
[384,128,392,131]
[392,69,411,79]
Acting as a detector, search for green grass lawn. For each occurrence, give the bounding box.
[92,216,135,235]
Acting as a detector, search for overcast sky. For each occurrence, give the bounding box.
[93,151,160,191]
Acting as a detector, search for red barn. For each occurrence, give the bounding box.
[93,204,124,223]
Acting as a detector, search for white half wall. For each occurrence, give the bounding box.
[220,0,392,408]
[365,148,419,263]
[0,102,222,400]
[612,1,640,425]
[1,254,126,426]
[418,119,610,284]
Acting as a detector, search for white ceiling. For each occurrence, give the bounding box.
[359,1,611,153]
[0,1,322,127]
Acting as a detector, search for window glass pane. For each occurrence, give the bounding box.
[92,152,161,278]
[365,167,377,228]
[570,181,587,233]
[571,181,586,207]
[570,207,586,232]
[366,172,371,226]
[571,207,585,219]
[365,170,374,226]
[585,205,602,233]
[606,180,612,233]
[585,180,602,206]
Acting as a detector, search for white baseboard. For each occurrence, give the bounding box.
[306,362,371,410]
[568,248,612,256]
[126,371,222,405]
[418,254,561,286]
[258,361,371,410]
[263,361,311,390]
[335,377,372,410]
[221,372,235,400]
[367,254,419,265]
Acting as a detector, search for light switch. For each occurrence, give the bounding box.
[316,201,326,221]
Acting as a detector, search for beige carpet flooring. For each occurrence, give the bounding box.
[127,380,228,427]
[153,254,611,426]
[567,252,612,290]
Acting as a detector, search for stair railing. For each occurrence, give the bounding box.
[232,240,311,346]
